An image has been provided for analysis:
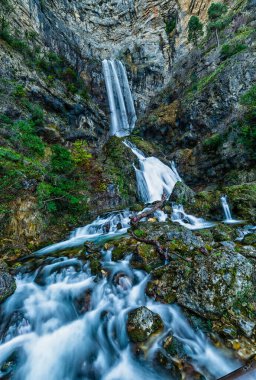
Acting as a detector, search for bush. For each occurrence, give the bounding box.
[14,120,45,157]
[13,84,26,98]
[237,85,256,153]
[165,17,176,35]
[220,42,247,59]
[203,133,224,151]
[51,144,74,174]
[188,16,203,44]
[208,2,228,20]
[72,141,92,168]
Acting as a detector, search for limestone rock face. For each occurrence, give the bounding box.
[10,0,212,113]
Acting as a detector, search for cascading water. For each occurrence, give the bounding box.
[35,211,131,255]
[124,141,181,204]
[102,59,137,137]
[221,196,242,224]
[0,252,240,380]
[171,204,215,230]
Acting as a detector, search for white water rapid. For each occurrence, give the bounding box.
[124,141,181,204]
[171,204,216,230]
[0,253,240,380]
[102,60,137,137]
[35,211,131,255]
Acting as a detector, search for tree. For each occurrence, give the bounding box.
[188,16,203,45]
[208,2,228,46]
[208,2,227,20]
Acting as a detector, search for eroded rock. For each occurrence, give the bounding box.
[127,306,163,343]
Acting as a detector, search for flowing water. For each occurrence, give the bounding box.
[171,204,215,230]
[220,196,242,224]
[35,211,132,256]
[0,252,239,380]
[124,141,180,204]
[102,60,137,137]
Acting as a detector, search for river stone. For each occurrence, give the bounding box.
[176,251,255,319]
[170,181,195,205]
[127,306,163,342]
[0,261,16,303]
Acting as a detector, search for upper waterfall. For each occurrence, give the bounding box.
[102,59,137,137]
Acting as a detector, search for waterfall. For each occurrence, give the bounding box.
[102,59,137,137]
[221,195,233,221]
[171,204,215,230]
[221,196,242,224]
[124,141,180,203]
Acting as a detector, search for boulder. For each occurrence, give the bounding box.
[127,306,163,342]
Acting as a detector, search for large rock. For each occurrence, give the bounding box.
[176,251,255,320]
[0,261,16,303]
[127,306,163,342]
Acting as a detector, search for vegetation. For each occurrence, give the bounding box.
[220,42,247,60]
[237,85,256,154]
[207,2,229,46]
[203,133,224,151]
[165,16,176,35]
[188,16,203,44]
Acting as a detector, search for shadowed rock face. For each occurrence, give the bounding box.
[0,261,16,303]
[13,0,212,112]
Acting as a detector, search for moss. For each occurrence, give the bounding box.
[203,133,224,151]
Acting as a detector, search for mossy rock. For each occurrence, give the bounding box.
[111,237,137,261]
[211,224,238,242]
[85,252,102,275]
[170,181,195,205]
[130,243,163,272]
[0,260,16,303]
[127,306,163,342]
[243,234,256,246]
[146,264,180,304]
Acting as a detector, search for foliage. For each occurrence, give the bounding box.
[220,42,247,60]
[71,140,92,168]
[13,84,26,98]
[50,144,74,174]
[208,2,228,20]
[188,16,203,44]
[36,52,89,100]
[203,133,224,151]
[237,85,256,154]
[165,17,176,35]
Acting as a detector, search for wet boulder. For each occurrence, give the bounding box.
[170,181,195,205]
[130,243,163,272]
[0,261,16,303]
[176,250,255,320]
[127,306,163,342]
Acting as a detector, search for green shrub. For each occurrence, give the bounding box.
[208,2,228,20]
[51,144,74,174]
[165,17,176,35]
[14,120,45,157]
[13,84,26,98]
[237,85,256,154]
[203,133,224,151]
[72,141,92,167]
[220,42,247,59]
[188,16,203,44]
